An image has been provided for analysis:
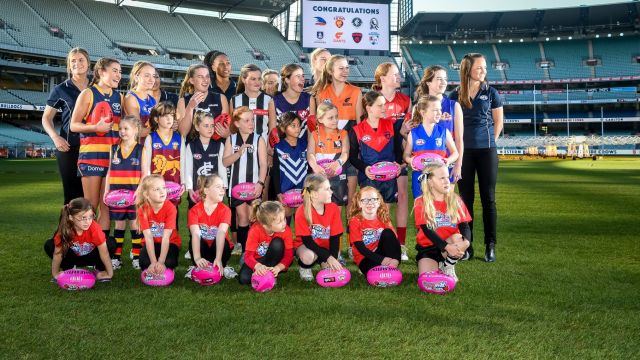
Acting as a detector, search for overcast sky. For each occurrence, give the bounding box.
[413,0,633,13]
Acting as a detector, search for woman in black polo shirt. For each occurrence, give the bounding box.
[203,50,237,101]
[42,47,90,204]
[449,53,504,263]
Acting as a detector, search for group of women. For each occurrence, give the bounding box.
[43,46,503,286]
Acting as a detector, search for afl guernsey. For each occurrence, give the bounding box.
[127,91,156,130]
[410,124,448,198]
[228,133,261,198]
[317,83,360,130]
[108,143,143,217]
[149,131,182,184]
[185,138,225,190]
[78,85,122,169]
[273,92,311,138]
[313,126,347,164]
[274,136,308,193]
[184,90,224,119]
[439,96,456,135]
[384,91,410,123]
[231,92,271,139]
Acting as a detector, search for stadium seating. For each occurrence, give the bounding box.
[231,19,296,71]
[0,90,29,105]
[450,43,502,81]
[542,40,592,79]
[1,0,70,54]
[0,123,52,144]
[592,37,640,77]
[127,7,204,55]
[406,44,459,81]
[497,42,545,80]
[8,90,48,106]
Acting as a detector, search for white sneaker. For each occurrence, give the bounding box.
[184,251,191,260]
[223,266,238,279]
[131,259,141,270]
[400,245,409,262]
[231,243,242,255]
[298,267,313,281]
[111,258,122,270]
[185,265,195,279]
[347,247,354,260]
[440,263,458,282]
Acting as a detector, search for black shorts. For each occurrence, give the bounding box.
[359,178,398,204]
[415,245,444,263]
[329,174,348,206]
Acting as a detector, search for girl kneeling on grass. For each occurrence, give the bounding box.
[294,174,344,281]
[186,174,237,279]
[414,162,470,281]
[348,187,401,277]
[238,200,294,285]
[136,175,181,274]
[44,197,114,281]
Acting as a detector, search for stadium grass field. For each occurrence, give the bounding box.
[0,158,638,359]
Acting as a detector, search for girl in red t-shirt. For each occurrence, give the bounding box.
[187,174,237,280]
[348,186,401,277]
[238,200,293,286]
[44,197,114,281]
[294,174,344,281]
[136,175,181,274]
[413,163,471,281]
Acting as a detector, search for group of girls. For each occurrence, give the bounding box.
[45,46,503,286]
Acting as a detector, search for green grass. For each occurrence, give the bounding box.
[1,158,639,359]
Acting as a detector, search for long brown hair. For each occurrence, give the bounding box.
[56,198,94,256]
[179,64,208,98]
[348,186,392,225]
[458,53,485,109]
[149,101,176,132]
[280,63,303,93]
[66,47,90,79]
[310,55,347,96]
[372,62,396,91]
[236,63,261,95]
[301,173,328,226]
[415,64,447,100]
[91,57,120,86]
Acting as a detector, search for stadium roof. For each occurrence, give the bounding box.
[131,0,296,17]
[400,2,640,40]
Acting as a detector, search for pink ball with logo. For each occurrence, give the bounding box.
[417,270,457,295]
[366,265,403,288]
[281,189,303,208]
[191,265,222,286]
[56,269,96,291]
[411,153,445,172]
[369,161,400,181]
[316,268,351,288]
[231,182,259,201]
[251,271,276,292]
[165,181,184,201]
[317,158,342,177]
[141,268,175,286]
[104,189,136,208]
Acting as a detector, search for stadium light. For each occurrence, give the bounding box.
[607,33,611,37]
[429,40,433,44]
[473,40,477,44]
[545,37,550,41]
[509,39,513,42]
[519,39,523,42]
[453,40,457,44]
[463,40,467,44]
[498,39,502,43]
[557,37,561,40]
[619,33,624,37]
[595,34,600,38]
[568,36,572,40]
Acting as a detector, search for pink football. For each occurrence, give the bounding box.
[281,188,303,208]
[251,271,276,293]
[317,158,342,177]
[366,265,403,288]
[417,270,457,295]
[411,153,445,171]
[165,181,184,201]
[231,182,259,201]
[191,264,222,286]
[141,268,175,286]
[56,268,96,291]
[369,161,400,181]
[104,189,136,208]
[316,268,351,288]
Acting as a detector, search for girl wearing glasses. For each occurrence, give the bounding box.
[44,197,114,281]
[348,187,401,278]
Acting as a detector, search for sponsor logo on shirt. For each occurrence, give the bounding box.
[361,228,382,246]
[150,221,165,238]
[193,153,202,160]
[416,139,426,146]
[257,241,269,257]
[311,224,330,240]
[71,242,95,256]
[199,224,218,241]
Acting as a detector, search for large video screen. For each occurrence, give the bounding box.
[301,0,390,51]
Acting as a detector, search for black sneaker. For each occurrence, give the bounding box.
[462,243,474,261]
[484,243,496,263]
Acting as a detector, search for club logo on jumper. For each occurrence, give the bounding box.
[343,97,352,107]
[197,161,214,176]
[311,224,330,240]
[333,140,342,148]
[199,224,218,241]
[352,32,363,43]
[370,18,379,30]
[333,32,345,43]
[314,17,327,26]
[193,153,202,160]
[435,138,443,147]
[112,103,121,113]
[441,112,452,120]
[172,141,179,150]
[334,16,345,28]
[362,135,372,142]
[111,157,121,165]
[317,141,325,149]
[416,139,426,146]
[257,241,269,257]
[316,31,324,40]
[150,221,165,238]
[130,157,140,166]
[362,228,382,246]
[352,17,362,28]
[479,95,489,101]
[281,152,290,160]
[369,32,380,45]
[71,242,96,256]
[153,143,162,150]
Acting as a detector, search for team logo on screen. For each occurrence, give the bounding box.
[370,18,379,30]
[314,17,327,26]
[369,32,380,45]
[333,32,345,43]
[352,17,362,28]
[334,16,345,28]
[316,31,324,40]
[352,32,363,43]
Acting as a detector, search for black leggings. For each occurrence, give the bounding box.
[44,237,115,271]
[357,229,402,275]
[457,147,498,245]
[238,237,285,285]
[139,243,180,270]
[188,238,232,267]
[56,147,83,204]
